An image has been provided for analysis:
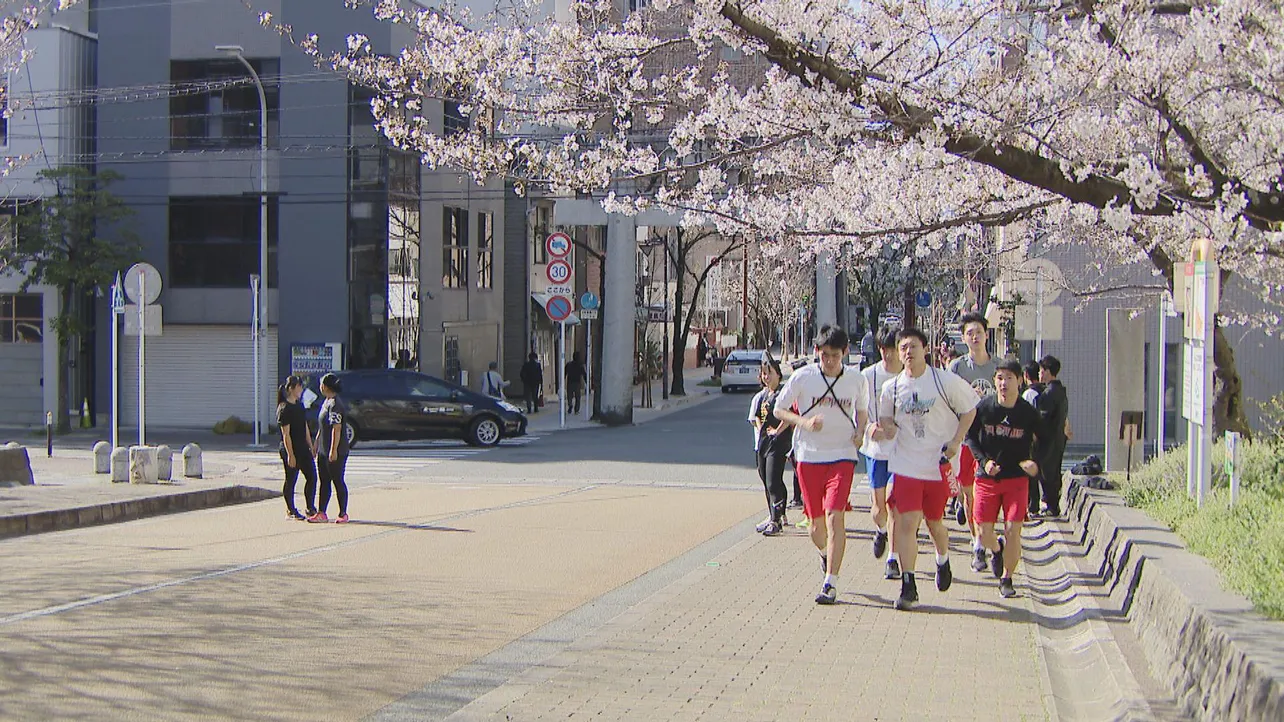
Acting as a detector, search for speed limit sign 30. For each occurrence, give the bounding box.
[546,259,572,284]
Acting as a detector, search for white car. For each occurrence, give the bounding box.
[720,349,767,392]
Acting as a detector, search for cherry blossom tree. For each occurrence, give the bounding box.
[283,0,1283,433]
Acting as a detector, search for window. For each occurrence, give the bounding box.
[477,211,493,289]
[0,80,8,147]
[532,204,550,264]
[404,374,452,398]
[171,58,280,150]
[0,293,42,343]
[169,197,278,288]
[443,99,468,136]
[442,206,468,289]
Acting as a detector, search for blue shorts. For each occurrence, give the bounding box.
[865,457,891,490]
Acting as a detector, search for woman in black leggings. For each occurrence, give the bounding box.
[753,355,794,535]
[309,373,351,523]
[276,376,317,520]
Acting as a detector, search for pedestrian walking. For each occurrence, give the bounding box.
[947,312,998,572]
[774,325,869,605]
[519,353,543,413]
[276,375,317,521]
[565,352,587,414]
[309,373,351,524]
[965,359,1043,598]
[860,326,903,577]
[860,327,877,369]
[1034,355,1070,517]
[872,327,979,611]
[481,361,510,400]
[752,356,793,536]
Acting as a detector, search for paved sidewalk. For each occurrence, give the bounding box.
[526,366,723,433]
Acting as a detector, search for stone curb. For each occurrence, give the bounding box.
[1065,480,1284,722]
[0,484,278,541]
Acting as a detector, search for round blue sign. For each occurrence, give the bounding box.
[580,292,600,310]
[915,290,932,308]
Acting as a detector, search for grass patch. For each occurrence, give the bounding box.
[1122,440,1284,619]
[697,378,722,387]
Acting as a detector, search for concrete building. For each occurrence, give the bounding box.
[90,0,508,429]
[0,3,95,427]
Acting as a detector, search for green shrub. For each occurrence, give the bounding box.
[1122,440,1284,619]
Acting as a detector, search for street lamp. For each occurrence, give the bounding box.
[216,44,268,447]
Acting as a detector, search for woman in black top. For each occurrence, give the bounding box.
[276,375,317,520]
[310,373,352,524]
[754,355,794,536]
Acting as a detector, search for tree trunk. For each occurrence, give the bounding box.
[56,286,73,433]
[670,264,687,396]
[1212,323,1251,437]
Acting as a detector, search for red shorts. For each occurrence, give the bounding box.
[957,446,977,487]
[795,461,856,519]
[974,477,1029,524]
[888,475,951,520]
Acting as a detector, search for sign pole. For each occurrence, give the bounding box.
[584,319,593,421]
[251,275,261,448]
[559,320,567,429]
[138,274,146,447]
[1157,293,1167,459]
[111,274,120,451]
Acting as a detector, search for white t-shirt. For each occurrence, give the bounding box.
[859,362,899,460]
[1022,387,1040,406]
[878,367,980,480]
[748,388,768,451]
[774,364,868,464]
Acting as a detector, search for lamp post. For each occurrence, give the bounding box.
[216,44,268,446]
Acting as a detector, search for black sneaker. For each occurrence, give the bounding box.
[936,558,953,592]
[894,574,918,610]
[873,531,889,559]
[999,577,1017,598]
[991,538,1005,579]
[970,547,987,572]
[884,558,901,580]
[956,502,968,526]
[815,582,838,605]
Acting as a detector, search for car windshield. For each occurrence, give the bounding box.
[726,351,764,363]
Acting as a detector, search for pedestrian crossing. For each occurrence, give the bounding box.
[231,436,541,481]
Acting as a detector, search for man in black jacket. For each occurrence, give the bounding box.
[1035,355,1070,517]
[519,353,543,414]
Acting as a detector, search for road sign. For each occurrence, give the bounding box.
[545,232,572,259]
[110,272,126,315]
[124,262,162,305]
[580,292,600,310]
[546,259,573,284]
[545,295,573,322]
[545,284,573,296]
[579,309,598,320]
[915,290,932,308]
[123,304,163,336]
[1010,257,1064,304]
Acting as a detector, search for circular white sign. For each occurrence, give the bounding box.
[545,232,572,258]
[1010,257,1064,304]
[546,259,572,284]
[124,262,162,305]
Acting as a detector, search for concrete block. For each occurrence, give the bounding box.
[110,447,129,483]
[93,441,112,474]
[128,446,159,485]
[183,443,203,479]
[0,446,35,486]
[155,445,173,482]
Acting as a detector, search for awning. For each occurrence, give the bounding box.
[531,292,581,325]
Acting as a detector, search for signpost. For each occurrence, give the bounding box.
[123,263,162,446]
[581,291,600,420]
[1180,240,1218,508]
[545,233,574,428]
[109,273,125,451]
[915,290,931,308]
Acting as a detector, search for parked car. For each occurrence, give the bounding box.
[330,369,527,447]
[720,349,767,392]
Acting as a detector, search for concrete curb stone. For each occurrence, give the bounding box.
[1066,480,1284,722]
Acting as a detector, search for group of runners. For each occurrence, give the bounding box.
[751,316,1069,609]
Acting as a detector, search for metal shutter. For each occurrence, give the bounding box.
[0,343,43,426]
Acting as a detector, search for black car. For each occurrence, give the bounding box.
[330,369,527,448]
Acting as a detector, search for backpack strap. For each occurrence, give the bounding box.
[798,368,857,430]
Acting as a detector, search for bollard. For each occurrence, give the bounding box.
[45,411,53,458]
[110,446,129,483]
[93,441,112,474]
[182,443,203,479]
[155,445,173,482]
[128,446,159,484]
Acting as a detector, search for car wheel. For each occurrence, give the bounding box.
[721,386,729,394]
[467,416,502,447]
[345,422,360,449]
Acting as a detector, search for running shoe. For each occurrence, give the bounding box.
[999,577,1017,598]
[991,538,1006,579]
[970,546,987,572]
[788,499,804,510]
[335,514,350,524]
[884,558,901,580]
[306,512,329,523]
[762,521,781,536]
[797,517,811,529]
[873,531,889,559]
[287,510,306,521]
[936,558,953,592]
[956,502,968,526]
[815,582,838,605]
[755,517,773,533]
[894,575,918,610]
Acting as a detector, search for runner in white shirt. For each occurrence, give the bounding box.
[872,328,979,611]
[859,326,904,578]
[774,326,868,605]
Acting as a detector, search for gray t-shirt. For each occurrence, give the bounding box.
[948,354,999,399]
[318,396,351,457]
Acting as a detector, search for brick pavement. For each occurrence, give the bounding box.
[447,498,1054,722]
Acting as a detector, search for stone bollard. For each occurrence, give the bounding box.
[0,444,35,486]
[183,443,203,479]
[93,441,112,474]
[129,446,159,484]
[155,445,173,482]
[110,447,129,483]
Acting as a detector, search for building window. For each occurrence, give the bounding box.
[442,206,468,289]
[0,81,8,147]
[169,197,278,288]
[171,58,280,150]
[443,100,468,136]
[532,204,550,264]
[477,211,493,289]
[0,293,42,343]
